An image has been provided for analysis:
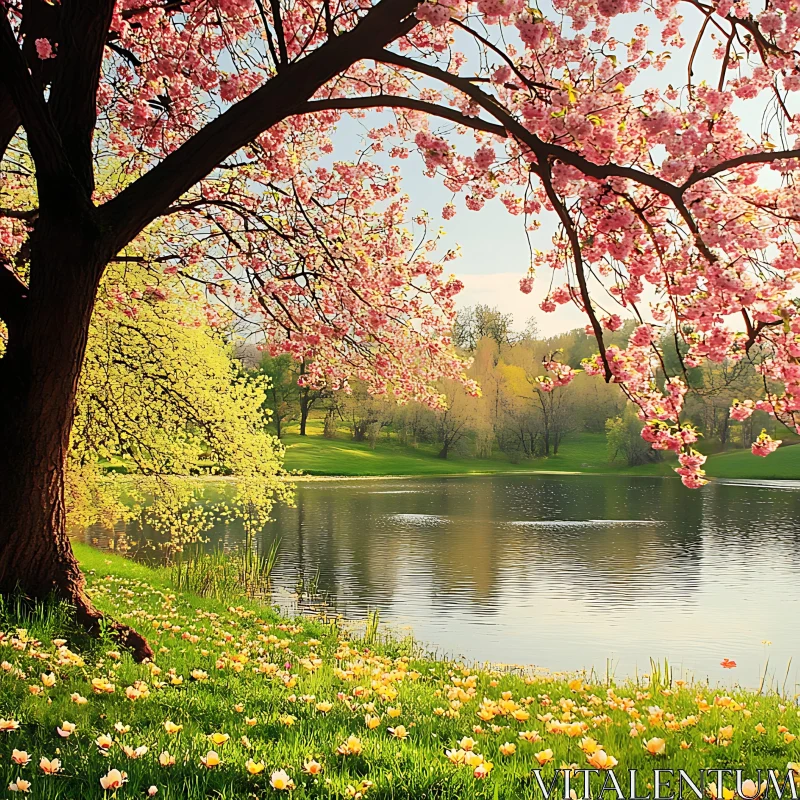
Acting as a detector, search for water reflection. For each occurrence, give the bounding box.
[80,474,800,687]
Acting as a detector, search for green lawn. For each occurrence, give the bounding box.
[280,420,800,481]
[282,428,614,477]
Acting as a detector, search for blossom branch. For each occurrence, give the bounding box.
[299,95,508,136]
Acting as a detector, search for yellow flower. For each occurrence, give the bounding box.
[11,750,30,766]
[499,742,516,756]
[474,762,493,779]
[464,751,484,767]
[512,709,531,722]
[39,757,61,775]
[200,751,220,768]
[57,721,76,738]
[8,779,31,793]
[459,736,477,751]
[302,759,323,775]
[100,769,128,790]
[92,677,115,694]
[245,717,257,727]
[568,678,583,692]
[739,780,767,798]
[365,714,381,730]
[719,725,734,740]
[519,730,542,743]
[279,715,296,727]
[680,741,692,750]
[786,733,797,744]
[387,706,402,718]
[96,734,114,750]
[337,735,363,756]
[164,721,183,734]
[643,738,666,756]
[445,748,466,765]
[159,751,175,767]
[315,701,333,714]
[209,732,229,746]
[707,784,736,800]
[41,672,56,687]
[587,750,618,770]
[191,669,208,681]
[234,704,245,713]
[245,759,265,775]
[755,723,767,734]
[270,769,295,791]
[71,693,88,705]
[388,725,408,739]
[579,737,600,755]
[535,749,554,766]
[114,722,130,734]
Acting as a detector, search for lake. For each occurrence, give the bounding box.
[79,474,800,688]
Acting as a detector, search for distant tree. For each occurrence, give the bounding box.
[342,382,393,444]
[254,354,300,438]
[453,305,516,352]
[606,405,662,467]
[431,380,477,459]
[298,360,330,437]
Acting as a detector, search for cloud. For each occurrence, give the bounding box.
[453,272,586,336]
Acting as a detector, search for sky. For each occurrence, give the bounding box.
[332,2,783,337]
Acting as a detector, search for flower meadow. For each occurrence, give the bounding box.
[1,545,799,800]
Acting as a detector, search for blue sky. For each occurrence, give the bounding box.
[332,3,780,336]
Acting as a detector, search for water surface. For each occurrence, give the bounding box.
[81,474,800,688]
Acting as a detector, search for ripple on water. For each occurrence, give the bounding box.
[504,519,663,528]
[389,513,450,525]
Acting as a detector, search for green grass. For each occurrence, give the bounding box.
[702,444,800,479]
[282,424,616,477]
[1,545,799,800]
[280,420,800,481]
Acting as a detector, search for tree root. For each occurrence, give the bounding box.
[73,590,154,662]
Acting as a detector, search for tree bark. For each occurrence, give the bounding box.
[0,215,153,662]
[299,389,310,436]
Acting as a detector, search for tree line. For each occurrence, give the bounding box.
[245,305,790,467]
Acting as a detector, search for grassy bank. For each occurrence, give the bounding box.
[1,546,798,800]
[281,425,800,481]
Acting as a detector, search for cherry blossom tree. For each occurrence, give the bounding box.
[3,0,800,655]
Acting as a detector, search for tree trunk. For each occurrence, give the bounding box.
[438,441,449,459]
[0,218,153,662]
[299,390,309,436]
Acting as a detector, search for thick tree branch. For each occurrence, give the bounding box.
[538,162,611,381]
[0,11,78,205]
[0,258,29,332]
[299,95,508,137]
[101,0,420,254]
[48,0,117,195]
[0,81,20,162]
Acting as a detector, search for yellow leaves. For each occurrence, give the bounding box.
[561,82,578,105]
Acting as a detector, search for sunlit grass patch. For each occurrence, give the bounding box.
[0,544,798,799]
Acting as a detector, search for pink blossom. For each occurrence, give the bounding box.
[35,38,55,60]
